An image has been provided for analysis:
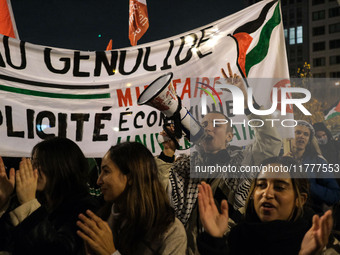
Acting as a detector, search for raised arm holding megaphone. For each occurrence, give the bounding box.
[137,72,204,147]
[137,63,252,149]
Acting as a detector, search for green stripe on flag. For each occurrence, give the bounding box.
[0,84,111,99]
[325,112,340,120]
[245,3,281,76]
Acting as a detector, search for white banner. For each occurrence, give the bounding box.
[0,0,291,157]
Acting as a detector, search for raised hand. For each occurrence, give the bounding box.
[16,158,38,205]
[221,63,248,107]
[160,124,178,157]
[299,210,333,255]
[198,181,229,238]
[77,210,116,255]
[0,157,15,209]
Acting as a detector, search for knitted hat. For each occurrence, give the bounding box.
[296,120,315,138]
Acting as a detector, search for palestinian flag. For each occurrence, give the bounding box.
[324,100,340,120]
[228,0,292,138]
[0,0,19,38]
[231,0,288,79]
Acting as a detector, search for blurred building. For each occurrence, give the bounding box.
[244,0,340,78]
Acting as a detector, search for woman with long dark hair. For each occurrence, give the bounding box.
[0,137,99,255]
[77,142,187,254]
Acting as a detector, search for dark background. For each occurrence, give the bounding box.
[11,0,244,51]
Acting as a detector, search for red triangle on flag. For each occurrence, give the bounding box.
[335,100,340,113]
[233,32,253,78]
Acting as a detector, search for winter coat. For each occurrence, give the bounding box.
[0,193,100,255]
[197,208,340,255]
[301,154,340,213]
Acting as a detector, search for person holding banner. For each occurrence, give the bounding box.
[196,156,338,255]
[77,142,187,255]
[156,63,282,254]
[0,137,100,255]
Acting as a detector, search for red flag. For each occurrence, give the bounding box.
[0,0,18,38]
[106,39,112,51]
[129,0,149,46]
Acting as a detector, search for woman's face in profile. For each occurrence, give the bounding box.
[253,164,296,222]
[97,151,128,202]
[36,170,47,191]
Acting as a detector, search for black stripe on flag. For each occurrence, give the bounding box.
[233,0,277,35]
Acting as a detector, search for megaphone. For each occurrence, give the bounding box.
[137,72,204,143]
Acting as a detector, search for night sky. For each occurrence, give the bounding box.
[11,0,244,51]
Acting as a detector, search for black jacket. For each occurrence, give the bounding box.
[197,209,315,255]
[313,122,340,165]
[0,193,100,255]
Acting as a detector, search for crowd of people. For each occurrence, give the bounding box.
[0,65,340,254]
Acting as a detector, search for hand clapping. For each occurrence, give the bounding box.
[0,157,15,209]
[16,158,38,205]
[198,181,229,238]
[299,210,333,255]
[77,210,116,255]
